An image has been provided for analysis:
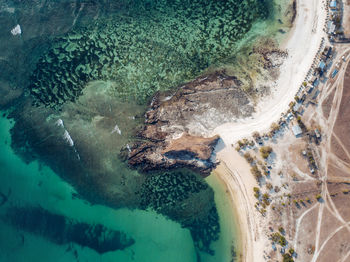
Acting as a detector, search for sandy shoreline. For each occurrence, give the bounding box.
[215,148,262,262]
[212,0,328,261]
[213,0,327,144]
[212,165,251,262]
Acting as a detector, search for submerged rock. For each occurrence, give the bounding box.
[139,169,220,254]
[4,206,135,254]
[27,0,271,107]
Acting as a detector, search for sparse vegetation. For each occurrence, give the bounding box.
[252,131,260,141]
[253,187,260,199]
[316,194,322,201]
[266,183,273,190]
[251,165,263,181]
[262,193,270,206]
[244,152,254,164]
[270,122,279,132]
[289,101,296,109]
[260,146,273,159]
[278,226,285,234]
[270,232,287,246]
[274,186,280,193]
[283,253,294,262]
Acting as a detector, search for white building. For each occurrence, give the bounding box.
[292,125,302,137]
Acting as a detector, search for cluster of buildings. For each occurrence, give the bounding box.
[327,0,349,42]
[286,45,337,138]
[301,45,335,106]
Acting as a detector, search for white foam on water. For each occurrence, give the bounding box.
[63,130,74,147]
[10,24,21,36]
[111,124,121,135]
[55,119,64,128]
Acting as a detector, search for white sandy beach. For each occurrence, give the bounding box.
[213,0,327,145]
[213,0,328,261]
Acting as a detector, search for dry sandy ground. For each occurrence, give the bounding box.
[297,50,350,262]
[216,48,350,262]
[212,0,328,261]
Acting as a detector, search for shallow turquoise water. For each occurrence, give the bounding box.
[0,0,292,260]
[0,115,237,261]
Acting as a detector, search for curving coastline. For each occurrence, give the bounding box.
[213,0,328,261]
[213,0,328,144]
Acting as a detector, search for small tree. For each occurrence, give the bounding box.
[266,183,273,190]
[244,152,254,164]
[270,122,279,132]
[316,194,322,202]
[278,226,285,234]
[279,235,287,246]
[251,166,263,181]
[283,253,294,262]
[253,187,260,199]
[252,131,260,141]
[260,146,273,159]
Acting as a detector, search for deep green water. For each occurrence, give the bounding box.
[0,0,292,261]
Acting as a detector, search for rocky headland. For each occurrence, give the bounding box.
[127,71,254,175]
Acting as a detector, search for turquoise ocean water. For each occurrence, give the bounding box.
[0,116,238,262]
[0,0,292,261]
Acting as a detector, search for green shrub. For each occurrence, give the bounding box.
[260,146,273,159]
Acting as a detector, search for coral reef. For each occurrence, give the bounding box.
[28,0,271,107]
[139,169,220,254]
[8,97,221,255]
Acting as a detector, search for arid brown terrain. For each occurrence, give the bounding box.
[232,46,350,262]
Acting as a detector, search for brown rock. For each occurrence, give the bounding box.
[127,70,252,175]
[162,133,220,161]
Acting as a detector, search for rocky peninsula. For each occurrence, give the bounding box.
[127,71,254,175]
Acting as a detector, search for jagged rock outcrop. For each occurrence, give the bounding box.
[128,71,254,175]
[129,133,220,175]
[253,43,288,69]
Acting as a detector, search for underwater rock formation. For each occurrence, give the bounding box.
[127,71,253,175]
[8,97,220,255]
[139,169,219,254]
[28,0,271,107]
[5,206,135,254]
